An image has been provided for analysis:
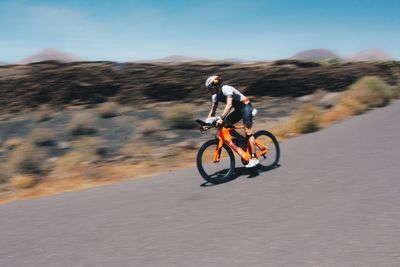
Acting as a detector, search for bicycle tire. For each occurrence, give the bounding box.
[196,139,235,184]
[254,130,280,171]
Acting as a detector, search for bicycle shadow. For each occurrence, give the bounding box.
[200,164,281,187]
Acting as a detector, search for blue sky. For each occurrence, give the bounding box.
[1,0,399,62]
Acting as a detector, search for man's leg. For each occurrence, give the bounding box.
[245,127,256,158]
[242,104,259,167]
[225,109,241,126]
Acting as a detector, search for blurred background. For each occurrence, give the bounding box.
[0,0,399,202]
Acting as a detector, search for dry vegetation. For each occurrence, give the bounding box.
[28,128,55,146]
[10,174,37,189]
[271,76,398,139]
[8,143,47,176]
[96,102,120,118]
[136,119,163,136]
[33,104,53,122]
[340,76,392,109]
[3,137,23,150]
[53,137,105,179]
[120,142,155,160]
[285,104,322,134]
[162,104,195,129]
[68,112,98,136]
[1,75,399,204]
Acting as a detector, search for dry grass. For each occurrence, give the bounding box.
[28,128,55,146]
[73,136,105,157]
[317,76,395,128]
[318,104,353,127]
[0,166,12,184]
[0,149,199,204]
[339,76,392,113]
[7,143,47,175]
[10,174,37,189]
[136,119,163,136]
[162,104,195,129]
[33,104,53,122]
[68,113,98,136]
[3,137,23,150]
[392,82,400,99]
[120,142,155,159]
[96,102,120,118]
[52,137,104,178]
[284,104,322,134]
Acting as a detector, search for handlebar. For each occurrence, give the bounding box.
[196,117,241,133]
[195,119,216,133]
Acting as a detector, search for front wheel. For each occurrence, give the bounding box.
[196,139,235,184]
[254,130,280,171]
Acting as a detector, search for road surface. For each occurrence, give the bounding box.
[1,101,400,267]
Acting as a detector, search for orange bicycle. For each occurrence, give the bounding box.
[196,118,280,184]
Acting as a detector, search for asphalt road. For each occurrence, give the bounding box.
[1,101,400,267]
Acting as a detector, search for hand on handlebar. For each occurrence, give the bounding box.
[200,125,209,132]
[216,117,224,126]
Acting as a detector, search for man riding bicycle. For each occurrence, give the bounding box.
[205,75,259,168]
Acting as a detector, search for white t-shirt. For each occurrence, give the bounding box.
[212,85,247,107]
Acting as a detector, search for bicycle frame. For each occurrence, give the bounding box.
[213,126,269,163]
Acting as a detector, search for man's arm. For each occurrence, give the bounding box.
[221,96,233,117]
[208,102,218,118]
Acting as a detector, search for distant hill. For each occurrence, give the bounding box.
[347,49,392,62]
[17,48,81,64]
[141,55,246,63]
[0,61,8,65]
[145,55,208,63]
[292,49,341,61]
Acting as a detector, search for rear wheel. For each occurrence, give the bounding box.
[196,139,235,184]
[254,130,280,171]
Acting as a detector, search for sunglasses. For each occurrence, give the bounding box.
[208,80,220,90]
[208,84,218,90]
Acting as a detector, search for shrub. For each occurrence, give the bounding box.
[53,137,104,176]
[73,136,106,159]
[286,104,322,134]
[163,104,195,129]
[53,152,86,176]
[337,95,368,115]
[0,166,12,184]
[136,119,163,136]
[392,82,400,99]
[68,113,98,136]
[320,58,342,65]
[3,138,23,150]
[342,76,392,109]
[318,104,353,127]
[10,174,37,189]
[28,128,55,146]
[120,142,154,159]
[8,143,47,175]
[33,105,53,122]
[96,102,120,118]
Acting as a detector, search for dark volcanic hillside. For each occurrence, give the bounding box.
[0,60,399,114]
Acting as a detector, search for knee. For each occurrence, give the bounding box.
[244,127,253,136]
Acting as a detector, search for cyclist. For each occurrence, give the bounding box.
[205,75,259,168]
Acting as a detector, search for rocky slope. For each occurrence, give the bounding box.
[0,60,399,114]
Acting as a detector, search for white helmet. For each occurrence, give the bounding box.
[205,75,222,90]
